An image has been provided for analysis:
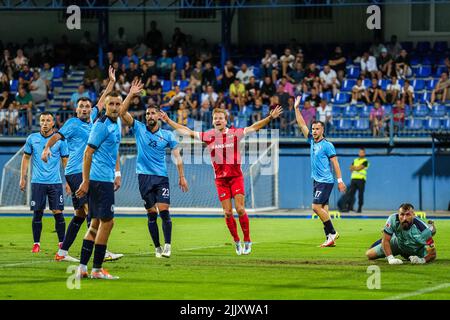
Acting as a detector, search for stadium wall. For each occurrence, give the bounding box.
[0,145,448,211]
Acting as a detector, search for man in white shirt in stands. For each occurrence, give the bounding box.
[235,64,254,85]
[386,75,401,104]
[319,65,340,98]
[401,80,415,106]
[317,99,333,134]
[360,52,378,79]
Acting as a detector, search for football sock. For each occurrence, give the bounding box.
[323,227,328,239]
[238,213,251,242]
[53,213,66,242]
[159,210,172,244]
[370,239,382,248]
[32,210,44,243]
[147,212,161,248]
[93,244,107,269]
[80,239,94,266]
[61,216,85,251]
[323,220,336,235]
[225,215,240,242]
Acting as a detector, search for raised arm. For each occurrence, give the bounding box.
[41,133,62,163]
[119,78,144,127]
[330,156,346,193]
[244,105,283,135]
[294,95,309,138]
[96,66,116,112]
[75,145,95,198]
[159,110,199,140]
[19,153,31,192]
[172,147,189,192]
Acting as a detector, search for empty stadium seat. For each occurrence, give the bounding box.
[411,79,425,91]
[335,93,350,105]
[378,79,388,90]
[161,80,172,93]
[354,118,370,131]
[347,67,360,79]
[337,119,353,131]
[359,105,372,117]
[320,91,332,101]
[417,92,431,103]
[363,79,371,88]
[416,41,431,53]
[342,79,356,92]
[433,41,448,53]
[443,118,450,130]
[382,104,392,114]
[426,79,438,90]
[435,66,448,77]
[413,105,429,117]
[344,105,358,117]
[52,66,64,79]
[332,106,343,116]
[431,105,447,117]
[175,80,189,90]
[9,79,18,92]
[406,118,424,130]
[425,118,442,131]
[417,66,432,78]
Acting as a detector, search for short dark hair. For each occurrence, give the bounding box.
[76,97,92,105]
[147,105,160,112]
[311,120,325,128]
[106,91,121,98]
[399,203,414,212]
[360,147,365,151]
[39,111,54,120]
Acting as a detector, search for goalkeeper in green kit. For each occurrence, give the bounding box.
[366,203,436,264]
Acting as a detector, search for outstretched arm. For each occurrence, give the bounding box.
[119,79,144,127]
[330,156,346,193]
[160,110,199,140]
[96,66,116,113]
[244,105,283,135]
[293,96,309,138]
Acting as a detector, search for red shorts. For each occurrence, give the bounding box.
[214,176,245,201]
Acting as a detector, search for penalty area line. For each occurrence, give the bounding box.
[384,283,450,300]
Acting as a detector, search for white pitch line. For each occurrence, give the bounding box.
[384,283,450,300]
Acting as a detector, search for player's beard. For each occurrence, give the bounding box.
[401,221,412,230]
[147,119,157,128]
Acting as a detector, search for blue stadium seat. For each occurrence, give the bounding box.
[88,91,97,102]
[343,105,358,117]
[404,104,411,116]
[421,57,432,65]
[214,67,221,78]
[161,80,172,93]
[431,104,447,117]
[320,91,332,101]
[406,118,424,130]
[337,119,353,130]
[335,93,350,105]
[426,79,438,90]
[9,79,18,92]
[52,66,64,79]
[359,105,372,117]
[354,118,370,131]
[401,41,413,52]
[332,106,343,116]
[443,118,450,130]
[416,41,431,53]
[417,66,432,78]
[378,79,389,90]
[433,41,448,53]
[342,79,356,92]
[425,118,442,131]
[347,67,360,79]
[382,104,392,114]
[252,66,260,79]
[176,80,189,90]
[435,66,448,77]
[363,79,371,88]
[417,92,431,103]
[411,79,425,91]
[410,57,420,66]
[413,104,429,117]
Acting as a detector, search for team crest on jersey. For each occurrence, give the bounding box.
[111,205,115,212]
[148,140,157,148]
[31,201,36,207]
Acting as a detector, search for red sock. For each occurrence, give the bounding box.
[238,213,251,242]
[225,216,240,242]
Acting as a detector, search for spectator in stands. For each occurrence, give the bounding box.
[260,75,276,105]
[401,79,415,106]
[305,87,321,108]
[113,27,128,54]
[276,84,290,109]
[252,97,264,124]
[280,48,295,77]
[134,36,148,59]
[351,78,369,105]
[146,74,162,106]
[189,60,203,92]
[369,101,385,137]
[320,64,340,97]
[377,47,394,79]
[369,37,384,58]
[245,76,260,106]
[156,49,173,80]
[125,61,141,83]
[302,62,320,93]
[15,86,33,131]
[261,48,279,83]
[392,98,405,135]
[115,74,131,98]
[56,100,73,128]
[395,49,412,79]
[281,96,297,136]
[142,47,156,64]
[278,76,294,97]
[229,78,246,109]
[146,20,164,54]
[201,61,217,91]
[184,87,198,119]
[387,35,402,59]
[445,56,450,74]
[121,47,139,70]
[84,59,103,93]
[140,62,152,87]
[386,76,401,104]
[236,63,254,85]
[286,62,305,87]
[1,49,14,79]
[40,62,53,92]
[367,78,386,104]
[14,49,28,71]
[429,71,450,106]
[38,37,54,62]
[301,100,316,128]
[172,27,187,49]
[219,60,236,92]
[328,46,347,83]
[317,99,333,135]
[201,84,218,108]
[176,100,190,126]
[360,51,378,79]
[29,71,47,104]
[161,85,186,111]
[2,100,19,135]
[18,64,33,90]
[128,95,145,120]
[196,38,212,63]
[70,84,90,108]
[0,73,10,112]
[171,47,190,82]
[24,38,38,65]
[199,99,212,124]
[269,95,281,129]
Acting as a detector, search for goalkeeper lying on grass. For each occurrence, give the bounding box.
[366,203,436,265]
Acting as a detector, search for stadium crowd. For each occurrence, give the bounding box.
[1,22,450,137]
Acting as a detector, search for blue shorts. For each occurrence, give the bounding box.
[138,174,170,209]
[31,183,64,211]
[312,180,334,205]
[88,180,115,220]
[65,173,88,210]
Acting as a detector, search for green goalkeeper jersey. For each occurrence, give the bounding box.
[383,213,434,256]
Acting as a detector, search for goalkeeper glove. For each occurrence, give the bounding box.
[409,256,426,264]
[387,255,403,265]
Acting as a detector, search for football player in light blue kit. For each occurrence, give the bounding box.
[42,66,123,262]
[20,112,69,253]
[366,203,437,264]
[74,91,124,280]
[119,79,189,258]
[294,96,346,247]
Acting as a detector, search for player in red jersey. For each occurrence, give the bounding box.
[160,107,283,255]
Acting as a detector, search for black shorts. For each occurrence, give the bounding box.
[31,183,64,211]
[312,180,334,205]
[138,174,170,209]
[88,180,115,220]
[65,173,88,210]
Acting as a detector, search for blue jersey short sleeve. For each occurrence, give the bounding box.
[58,118,75,141]
[383,214,396,235]
[88,121,108,149]
[24,135,33,155]
[324,141,336,158]
[59,140,69,157]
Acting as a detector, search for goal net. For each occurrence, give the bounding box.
[0,130,279,213]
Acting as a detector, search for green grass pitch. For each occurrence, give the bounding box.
[0,216,449,300]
